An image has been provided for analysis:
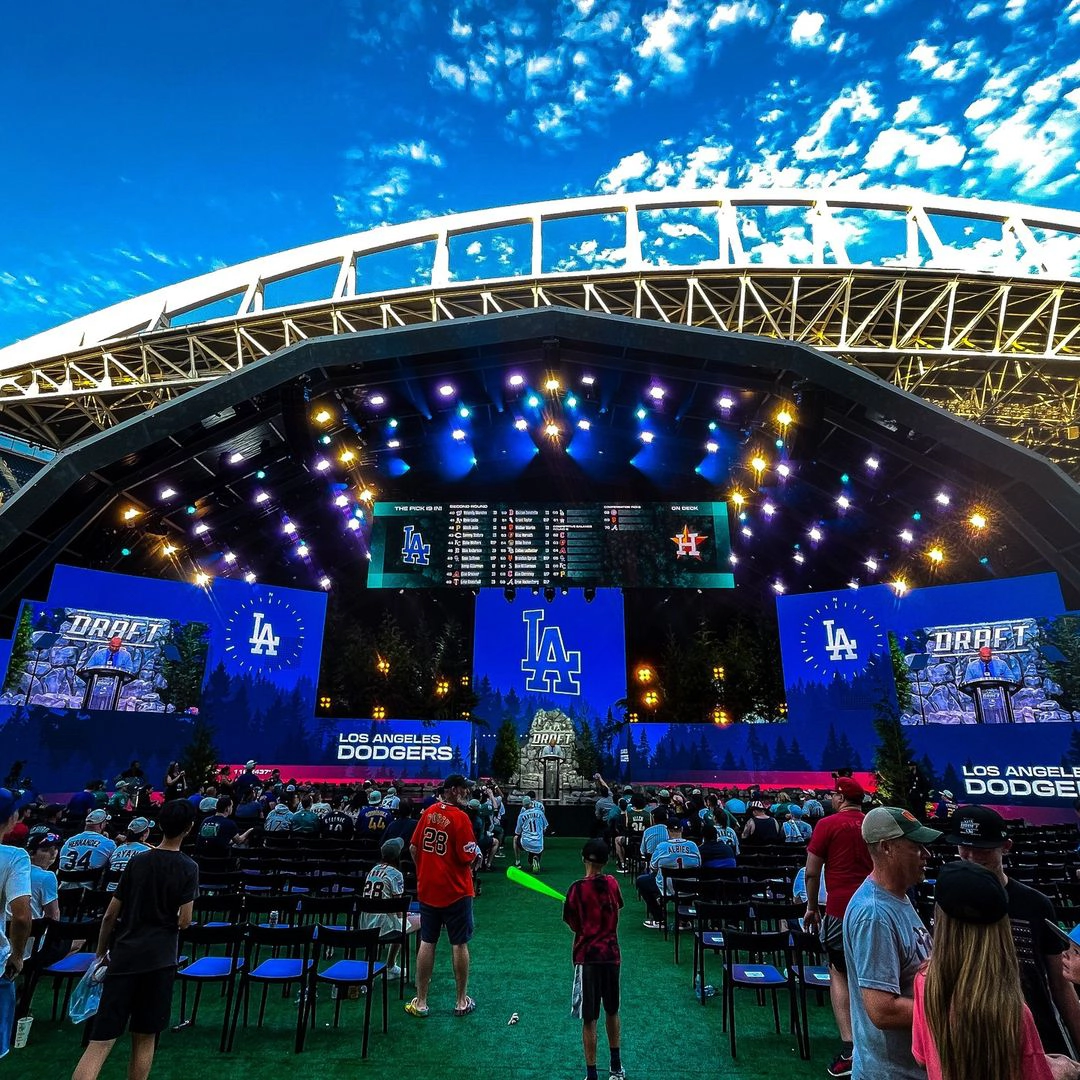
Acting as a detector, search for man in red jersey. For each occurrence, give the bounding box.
[406,773,481,1018]
[803,776,872,1078]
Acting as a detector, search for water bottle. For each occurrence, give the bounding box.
[269,910,279,928]
[694,974,703,1000]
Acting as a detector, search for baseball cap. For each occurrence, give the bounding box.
[198,797,218,812]
[86,809,110,825]
[442,773,468,791]
[582,838,610,864]
[835,777,865,800]
[862,806,942,845]
[0,787,33,821]
[380,837,405,861]
[27,831,62,852]
[748,800,766,811]
[368,791,383,805]
[128,816,155,833]
[386,786,397,796]
[245,759,257,769]
[667,817,686,831]
[521,796,533,808]
[691,788,702,796]
[658,789,671,799]
[945,805,1008,849]
[285,784,296,793]
[789,805,804,816]
[934,861,1008,924]
[939,789,954,800]
[467,798,481,809]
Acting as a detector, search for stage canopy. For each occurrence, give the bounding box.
[1,306,1079,622]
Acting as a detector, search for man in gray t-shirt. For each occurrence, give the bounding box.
[843,807,939,1080]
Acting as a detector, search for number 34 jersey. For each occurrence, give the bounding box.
[413,800,476,908]
[59,831,117,883]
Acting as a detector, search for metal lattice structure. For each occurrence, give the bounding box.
[4,187,1080,473]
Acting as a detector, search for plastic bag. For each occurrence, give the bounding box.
[68,960,107,1025]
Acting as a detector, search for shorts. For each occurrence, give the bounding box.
[821,914,846,974]
[0,977,14,1058]
[419,897,473,947]
[89,967,177,1040]
[581,963,620,1023]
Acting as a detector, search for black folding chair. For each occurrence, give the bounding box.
[175,922,247,1051]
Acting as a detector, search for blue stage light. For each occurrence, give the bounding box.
[566,395,577,408]
[527,395,540,408]
[186,505,197,515]
[256,470,266,480]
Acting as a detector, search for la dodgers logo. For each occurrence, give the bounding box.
[520,609,581,695]
[401,525,431,566]
[823,618,858,661]
[248,612,280,657]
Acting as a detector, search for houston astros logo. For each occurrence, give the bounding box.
[671,524,708,559]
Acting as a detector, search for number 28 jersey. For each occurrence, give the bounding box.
[412,800,476,908]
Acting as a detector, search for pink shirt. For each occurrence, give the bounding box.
[912,971,1053,1080]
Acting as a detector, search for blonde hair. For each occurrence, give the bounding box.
[923,907,1023,1080]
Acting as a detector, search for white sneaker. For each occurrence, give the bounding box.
[387,965,402,980]
[610,1070,627,1080]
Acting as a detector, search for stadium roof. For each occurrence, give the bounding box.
[1,305,1079,620]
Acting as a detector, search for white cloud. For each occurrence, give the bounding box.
[966,1,992,16]
[450,11,472,38]
[598,150,653,191]
[907,42,940,72]
[865,125,968,173]
[635,0,699,75]
[793,82,881,160]
[790,10,826,47]
[964,97,997,121]
[375,141,445,167]
[895,97,923,124]
[433,55,467,89]
[612,72,633,96]
[1004,0,1025,20]
[708,1,767,30]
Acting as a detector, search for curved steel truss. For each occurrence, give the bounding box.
[4,188,1080,474]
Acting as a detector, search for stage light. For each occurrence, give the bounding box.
[979,555,990,565]
[848,579,860,589]
[120,547,131,557]
[708,421,718,431]
[255,491,269,503]
[762,502,776,517]
[545,423,560,438]
[123,507,140,521]
[314,408,332,424]
[578,419,591,431]
[388,418,398,428]
[649,386,665,400]
[729,553,738,564]
[514,418,529,431]
[643,689,660,708]
[566,395,577,408]
[866,456,879,470]
[712,707,730,726]
[581,374,595,386]
[891,579,908,596]
[900,529,914,543]
[508,374,525,387]
[793,552,805,564]
[928,546,944,564]
[388,439,400,448]
[458,406,470,418]
[162,544,177,556]
[186,505,197,515]
[435,677,450,697]
[837,495,851,509]
[224,552,236,563]
[320,435,332,445]
[750,454,767,475]
[777,463,791,478]
[283,522,297,534]
[359,488,374,502]
[347,518,361,531]
[334,494,349,508]
[372,705,386,720]
[775,439,784,448]
[809,526,822,542]
[244,571,257,584]
[935,492,950,506]
[230,452,244,464]
[706,441,718,453]
[194,523,208,535]
[969,511,988,530]
[640,431,654,444]
[452,428,467,441]
[315,459,331,472]
[543,378,559,393]
[635,665,655,685]
[340,449,355,464]
[776,408,793,427]
[438,383,455,397]
[195,571,210,587]
[369,394,385,406]
[730,492,745,507]
[319,576,331,589]
[772,580,786,593]
[160,488,176,500]
[718,395,733,409]
[912,510,922,521]
[865,557,878,571]
[527,395,540,407]
[741,527,752,538]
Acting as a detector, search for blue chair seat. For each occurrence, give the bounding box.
[318,959,385,983]
[731,963,786,986]
[43,952,95,976]
[179,956,243,979]
[794,964,831,986]
[248,958,312,981]
[699,932,724,948]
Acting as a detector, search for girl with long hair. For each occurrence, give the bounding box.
[913,860,1074,1080]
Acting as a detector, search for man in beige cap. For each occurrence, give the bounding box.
[843,807,940,1080]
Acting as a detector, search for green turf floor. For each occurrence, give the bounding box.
[12,838,838,1079]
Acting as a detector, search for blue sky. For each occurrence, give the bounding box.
[2,0,1079,347]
